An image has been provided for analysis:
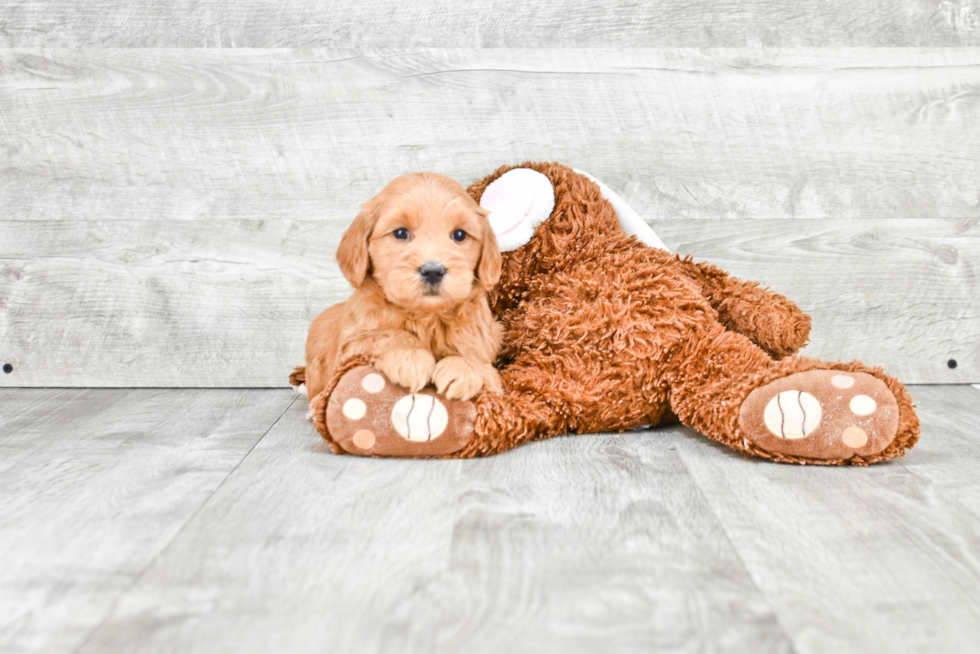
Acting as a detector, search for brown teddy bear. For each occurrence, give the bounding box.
[296,162,920,465]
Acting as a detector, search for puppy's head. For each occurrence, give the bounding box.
[337,172,501,311]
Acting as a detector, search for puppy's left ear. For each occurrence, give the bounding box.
[475,206,502,289]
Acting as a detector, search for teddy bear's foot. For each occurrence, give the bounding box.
[738,370,900,461]
[325,365,476,457]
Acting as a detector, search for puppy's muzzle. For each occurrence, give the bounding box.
[418,261,447,286]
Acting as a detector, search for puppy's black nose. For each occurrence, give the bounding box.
[418,262,447,285]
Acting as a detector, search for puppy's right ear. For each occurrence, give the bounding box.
[337,200,380,287]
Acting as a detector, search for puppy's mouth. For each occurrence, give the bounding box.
[423,286,442,296]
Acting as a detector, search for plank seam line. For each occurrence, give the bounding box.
[669,439,802,654]
[70,392,299,654]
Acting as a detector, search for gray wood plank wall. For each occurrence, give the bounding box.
[1,13,978,386]
[3,1,980,47]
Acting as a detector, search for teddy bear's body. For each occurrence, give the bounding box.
[303,162,919,465]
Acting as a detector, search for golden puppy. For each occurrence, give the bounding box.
[299,172,503,405]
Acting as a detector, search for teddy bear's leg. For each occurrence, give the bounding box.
[318,364,479,457]
[667,324,919,465]
[313,355,665,458]
[312,356,562,458]
[672,256,812,359]
[458,361,673,457]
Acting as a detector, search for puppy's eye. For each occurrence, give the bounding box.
[393,228,410,240]
[451,229,467,242]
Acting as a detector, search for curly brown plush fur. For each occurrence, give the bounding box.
[299,162,919,465]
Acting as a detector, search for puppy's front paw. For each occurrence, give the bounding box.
[433,356,487,401]
[376,348,436,393]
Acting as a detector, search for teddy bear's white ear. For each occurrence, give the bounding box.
[479,168,555,252]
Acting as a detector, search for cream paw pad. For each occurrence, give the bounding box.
[326,366,476,457]
[738,369,900,461]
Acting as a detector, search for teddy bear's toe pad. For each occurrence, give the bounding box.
[326,366,476,457]
[739,370,899,460]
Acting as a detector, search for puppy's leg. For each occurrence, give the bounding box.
[303,303,347,401]
[432,357,502,401]
[342,331,435,393]
[375,347,436,393]
[435,298,504,400]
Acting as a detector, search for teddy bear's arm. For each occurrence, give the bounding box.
[672,255,811,360]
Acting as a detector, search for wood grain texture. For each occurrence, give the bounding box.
[0,219,344,388]
[4,385,976,653]
[657,218,980,385]
[75,396,792,654]
[898,385,980,518]
[1,0,979,47]
[431,437,789,653]
[75,399,467,654]
[1,49,976,385]
[1,218,975,387]
[1,49,979,223]
[0,388,295,654]
[670,384,980,654]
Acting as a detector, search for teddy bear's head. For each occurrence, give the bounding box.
[468,162,624,310]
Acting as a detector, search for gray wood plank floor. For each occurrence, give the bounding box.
[0,388,296,654]
[2,386,978,654]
